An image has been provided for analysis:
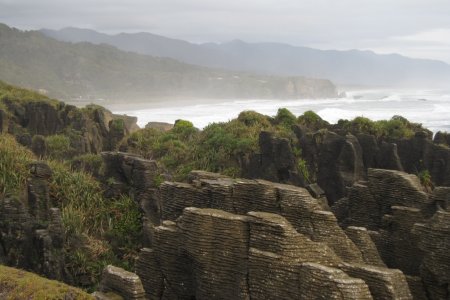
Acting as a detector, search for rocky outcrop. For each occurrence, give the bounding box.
[95,265,146,300]
[129,205,422,299]
[1,99,138,157]
[103,170,436,299]
[145,122,174,131]
[297,130,366,203]
[157,172,365,264]
[395,132,450,187]
[329,165,450,299]
[433,131,450,147]
[345,226,385,267]
[101,152,160,246]
[101,152,158,198]
[380,206,425,276]
[244,131,305,186]
[298,263,373,299]
[0,161,67,282]
[376,141,404,171]
[430,187,450,211]
[338,168,431,230]
[340,263,412,299]
[368,168,430,215]
[414,211,450,299]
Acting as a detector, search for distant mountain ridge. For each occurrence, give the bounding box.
[41,27,450,87]
[0,23,337,101]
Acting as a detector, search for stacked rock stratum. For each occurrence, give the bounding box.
[91,165,450,299]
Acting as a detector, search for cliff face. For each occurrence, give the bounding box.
[0,83,138,159]
[3,87,450,299]
[244,125,450,206]
[94,163,450,299]
[0,162,67,281]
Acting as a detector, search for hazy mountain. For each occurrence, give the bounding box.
[42,27,450,87]
[0,24,337,101]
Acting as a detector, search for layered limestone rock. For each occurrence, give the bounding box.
[247,212,342,299]
[96,265,146,300]
[244,131,305,186]
[430,186,450,211]
[340,263,412,299]
[355,133,379,170]
[0,161,66,282]
[135,248,164,300]
[2,98,138,156]
[345,226,385,267]
[376,142,404,171]
[309,210,364,263]
[396,132,450,187]
[380,206,424,276]
[130,203,419,299]
[157,172,365,264]
[340,168,431,231]
[414,211,450,299]
[346,182,381,229]
[102,152,159,215]
[298,263,373,300]
[316,132,365,203]
[406,275,429,300]
[179,208,250,299]
[368,168,430,214]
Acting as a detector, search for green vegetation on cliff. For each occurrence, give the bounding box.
[0,80,55,104]
[337,115,427,139]
[124,109,429,182]
[0,134,142,290]
[0,134,34,195]
[123,109,302,179]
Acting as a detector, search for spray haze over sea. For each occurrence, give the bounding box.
[110,89,450,134]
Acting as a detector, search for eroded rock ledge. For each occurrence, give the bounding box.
[96,165,450,299]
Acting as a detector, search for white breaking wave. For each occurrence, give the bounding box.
[110,88,450,134]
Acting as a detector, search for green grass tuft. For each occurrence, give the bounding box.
[0,265,93,299]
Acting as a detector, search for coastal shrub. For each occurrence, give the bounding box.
[194,119,261,174]
[172,119,198,139]
[125,127,163,159]
[237,110,271,127]
[298,110,329,129]
[379,115,417,139]
[340,116,381,136]
[274,108,297,129]
[124,112,300,180]
[339,115,424,139]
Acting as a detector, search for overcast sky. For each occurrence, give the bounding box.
[1,0,450,63]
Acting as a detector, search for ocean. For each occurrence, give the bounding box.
[111,88,450,134]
